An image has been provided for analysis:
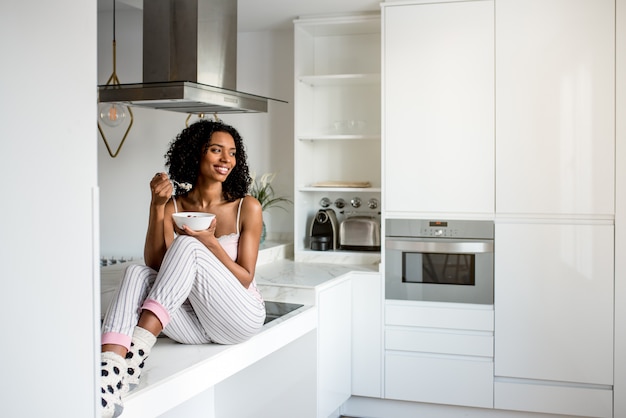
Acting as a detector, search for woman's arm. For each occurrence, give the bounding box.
[230,196,263,287]
[144,173,174,270]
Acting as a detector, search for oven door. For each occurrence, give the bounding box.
[385,238,494,304]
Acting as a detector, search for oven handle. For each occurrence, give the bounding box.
[385,238,493,254]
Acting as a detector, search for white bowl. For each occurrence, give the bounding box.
[172,212,215,231]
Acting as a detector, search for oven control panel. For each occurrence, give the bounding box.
[422,227,459,237]
[386,219,494,240]
[421,221,457,237]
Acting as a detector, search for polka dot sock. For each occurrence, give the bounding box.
[125,326,157,391]
[100,351,128,418]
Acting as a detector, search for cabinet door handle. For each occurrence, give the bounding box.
[385,239,493,254]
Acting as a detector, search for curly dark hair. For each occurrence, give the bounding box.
[164,119,251,201]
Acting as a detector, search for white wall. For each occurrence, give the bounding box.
[97,10,294,259]
[0,1,99,417]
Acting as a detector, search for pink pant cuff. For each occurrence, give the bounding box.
[101,332,132,350]
[141,299,171,328]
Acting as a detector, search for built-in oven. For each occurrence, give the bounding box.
[385,219,494,305]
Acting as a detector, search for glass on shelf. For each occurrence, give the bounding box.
[331,119,366,134]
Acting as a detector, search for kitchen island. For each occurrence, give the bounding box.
[121,304,317,417]
[100,242,379,417]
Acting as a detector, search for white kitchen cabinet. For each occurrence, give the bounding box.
[384,300,494,409]
[386,353,493,408]
[383,0,494,218]
[245,260,383,417]
[492,1,615,416]
[317,278,352,418]
[494,222,614,417]
[294,14,381,262]
[495,0,615,216]
[204,331,317,418]
[351,271,382,398]
[494,381,613,418]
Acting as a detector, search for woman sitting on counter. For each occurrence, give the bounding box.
[99,120,266,418]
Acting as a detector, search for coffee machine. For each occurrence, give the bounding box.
[309,209,339,251]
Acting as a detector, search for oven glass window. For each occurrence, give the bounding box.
[402,252,475,285]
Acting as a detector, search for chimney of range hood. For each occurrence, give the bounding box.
[98,0,283,114]
[143,0,237,89]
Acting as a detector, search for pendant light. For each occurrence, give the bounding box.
[97,0,134,158]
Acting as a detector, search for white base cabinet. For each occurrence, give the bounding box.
[494,223,614,417]
[213,331,317,418]
[494,223,614,386]
[318,271,385,416]
[494,380,613,418]
[386,353,493,409]
[384,301,494,409]
[351,272,383,398]
[317,278,352,418]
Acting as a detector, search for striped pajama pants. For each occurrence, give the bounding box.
[102,235,266,348]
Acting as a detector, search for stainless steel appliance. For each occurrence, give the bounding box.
[309,209,339,251]
[385,219,494,304]
[339,216,380,251]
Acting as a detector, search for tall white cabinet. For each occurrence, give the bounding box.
[494,1,615,417]
[383,0,494,219]
[293,14,381,262]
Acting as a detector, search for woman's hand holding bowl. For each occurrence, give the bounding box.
[172,212,217,236]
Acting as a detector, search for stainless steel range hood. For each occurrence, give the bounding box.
[98,0,283,114]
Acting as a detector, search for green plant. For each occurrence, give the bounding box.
[249,172,292,212]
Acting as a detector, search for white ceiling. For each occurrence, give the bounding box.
[97,0,381,32]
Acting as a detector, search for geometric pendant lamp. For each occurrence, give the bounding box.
[97,0,133,158]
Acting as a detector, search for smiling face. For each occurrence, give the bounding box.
[200,131,237,183]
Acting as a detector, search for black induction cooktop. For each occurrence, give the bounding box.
[264,301,304,325]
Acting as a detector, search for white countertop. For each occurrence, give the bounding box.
[100,242,378,292]
[255,258,378,289]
